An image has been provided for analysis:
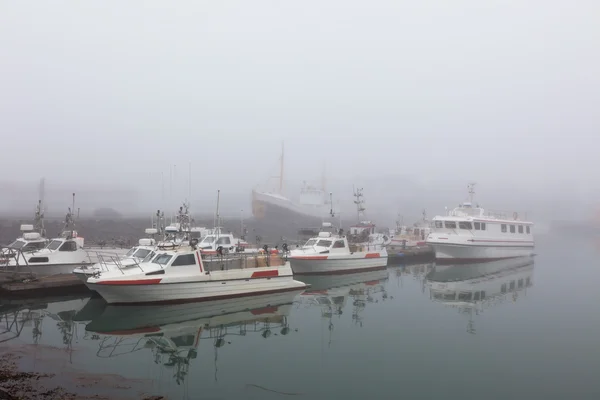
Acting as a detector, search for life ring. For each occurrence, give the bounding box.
[513,212,518,220]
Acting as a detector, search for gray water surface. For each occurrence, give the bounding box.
[1,233,599,400]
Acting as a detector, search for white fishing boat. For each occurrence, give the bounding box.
[426,183,535,263]
[0,182,49,263]
[389,210,431,248]
[197,227,259,255]
[86,240,307,305]
[288,222,388,275]
[2,195,129,277]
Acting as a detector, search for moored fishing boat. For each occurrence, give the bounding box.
[85,240,307,305]
[288,222,388,275]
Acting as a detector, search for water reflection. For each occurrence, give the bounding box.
[425,257,535,334]
[0,296,90,347]
[297,269,390,346]
[85,290,302,385]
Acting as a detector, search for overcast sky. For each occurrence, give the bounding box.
[1,0,598,220]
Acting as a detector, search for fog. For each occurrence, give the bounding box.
[1,1,598,225]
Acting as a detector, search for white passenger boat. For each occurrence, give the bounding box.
[86,241,307,305]
[288,222,388,275]
[426,184,535,263]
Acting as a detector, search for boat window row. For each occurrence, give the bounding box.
[501,224,531,234]
[500,277,531,293]
[435,220,531,234]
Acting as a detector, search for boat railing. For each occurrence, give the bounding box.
[201,252,286,272]
[88,251,144,275]
[0,246,35,277]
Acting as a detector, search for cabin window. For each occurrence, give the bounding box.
[518,279,524,288]
[142,251,156,262]
[201,236,215,244]
[481,291,486,299]
[216,237,231,245]
[434,221,443,228]
[317,240,332,247]
[501,224,507,233]
[474,291,481,301]
[458,292,472,301]
[526,277,531,286]
[332,240,345,248]
[152,254,173,265]
[458,222,472,230]
[501,283,507,293]
[23,242,46,251]
[28,257,49,263]
[481,223,486,230]
[526,226,530,234]
[510,225,516,233]
[171,254,197,266]
[304,239,318,247]
[47,240,62,251]
[474,222,481,230]
[518,225,524,234]
[8,240,25,249]
[59,241,77,252]
[509,281,516,290]
[126,247,137,257]
[133,248,152,259]
[444,221,457,229]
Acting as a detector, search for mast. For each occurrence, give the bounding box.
[279,142,284,195]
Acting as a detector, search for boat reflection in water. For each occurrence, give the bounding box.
[426,257,535,334]
[298,269,389,345]
[85,290,303,385]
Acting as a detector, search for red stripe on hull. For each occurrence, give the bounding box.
[291,256,328,260]
[250,306,278,315]
[294,265,387,276]
[365,253,381,258]
[251,270,279,278]
[96,278,163,285]
[102,326,161,335]
[106,285,306,306]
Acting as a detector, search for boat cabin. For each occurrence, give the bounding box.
[198,228,248,251]
[7,224,48,252]
[349,221,376,236]
[300,231,350,254]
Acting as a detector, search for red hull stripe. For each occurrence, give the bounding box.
[250,306,278,315]
[467,239,534,243]
[103,326,161,335]
[251,269,279,278]
[97,278,163,285]
[292,256,328,260]
[196,251,203,272]
[365,253,380,258]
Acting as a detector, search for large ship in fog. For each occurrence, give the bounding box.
[251,144,337,227]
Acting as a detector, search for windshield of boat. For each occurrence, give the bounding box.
[152,254,173,266]
[316,239,332,247]
[133,248,152,259]
[47,240,62,251]
[8,240,25,249]
[304,239,318,247]
[201,236,215,244]
[141,251,156,263]
[125,247,138,257]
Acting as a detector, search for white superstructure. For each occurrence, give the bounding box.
[426,184,535,263]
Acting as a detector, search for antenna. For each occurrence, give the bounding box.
[353,186,365,222]
[329,192,334,217]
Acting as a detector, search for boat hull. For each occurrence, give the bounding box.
[86,275,307,305]
[289,255,388,275]
[428,242,535,264]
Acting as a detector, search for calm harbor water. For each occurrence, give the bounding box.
[1,233,599,400]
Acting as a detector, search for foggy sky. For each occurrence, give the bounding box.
[1,1,598,222]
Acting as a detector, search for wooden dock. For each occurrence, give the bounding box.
[387,245,435,265]
[0,273,87,298]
